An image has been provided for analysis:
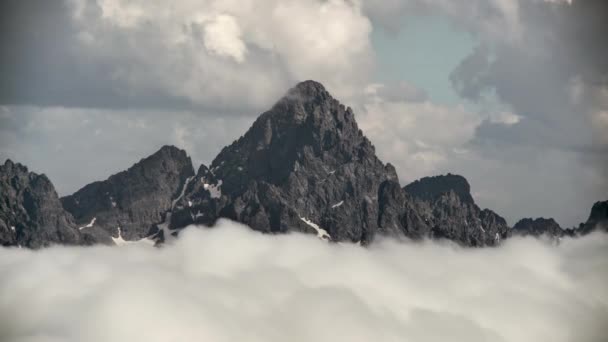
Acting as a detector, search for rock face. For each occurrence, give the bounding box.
[578,201,608,234]
[171,81,398,243]
[0,160,108,248]
[404,174,475,205]
[61,146,195,241]
[512,218,576,238]
[377,174,510,246]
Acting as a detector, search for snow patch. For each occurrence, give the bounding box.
[78,217,96,230]
[299,217,331,241]
[331,201,344,209]
[204,180,222,199]
[172,176,194,209]
[188,201,193,207]
[112,226,155,247]
[10,226,15,232]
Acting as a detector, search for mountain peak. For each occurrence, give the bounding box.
[404,173,475,205]
[61,145,195,241]
[513,217,564,237]
[2,159,28,174]
[290,80,328,97]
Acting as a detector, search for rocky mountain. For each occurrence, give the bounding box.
[61,145,195,242]
[377,174,510,246]
[171,80,399,243]
[0,160,109,248]
[576,201,608,235]
[512,218,576,238]
[1,81,605,249]
[169,82,509,246]
[511,201,607,239]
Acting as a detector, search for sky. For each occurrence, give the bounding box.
[0,0,606,227]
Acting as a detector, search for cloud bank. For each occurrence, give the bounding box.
[1,220,606,342]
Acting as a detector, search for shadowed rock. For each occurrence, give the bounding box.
[0,160,110,248]
[61,145,195,241]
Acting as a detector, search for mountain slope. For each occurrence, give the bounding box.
[0,160,109,248]
[379,174,510,246]
[61,145,195,241]
[172,81,398,243]
[577,201,608,234]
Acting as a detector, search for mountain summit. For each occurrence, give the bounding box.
[172,80,398,243]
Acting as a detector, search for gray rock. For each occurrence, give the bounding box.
[0,160,110,248]
[512,218,576,238]
[61,145,195,241]
[395,174,510,246]
[172,80,398,243]
[577,201,608,234]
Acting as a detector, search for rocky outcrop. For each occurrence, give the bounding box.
[0,160,109,248]
[171,81,398,243]
[577,201,608,234]
[512,218,576,238]
[404,174,475,205]
[61,145,195,241]
[381,174,511,246]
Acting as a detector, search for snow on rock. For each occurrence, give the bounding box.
[156,213,182,244]
[203,180,223,199]
[10,226,15,232]
[172,176,194,210]
[331,201,344,209]
[299,217,331,241]
[78,217,96,230]
[112,226,155,247]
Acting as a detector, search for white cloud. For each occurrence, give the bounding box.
[358,84,482,183]
[203,15,247,63]
[64,0,373,110]
[0,220,606,342]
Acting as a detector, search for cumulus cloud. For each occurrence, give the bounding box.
[0,220,607,342]
[358,84,482,183]
[1,0,372,111]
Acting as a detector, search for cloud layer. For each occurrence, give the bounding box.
[1,220,607,342]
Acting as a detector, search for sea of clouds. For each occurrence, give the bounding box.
[0,219,607,342]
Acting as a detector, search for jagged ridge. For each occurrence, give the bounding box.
[1,80,606,248]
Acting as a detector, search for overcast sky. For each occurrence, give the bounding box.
[0,0,606,227]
